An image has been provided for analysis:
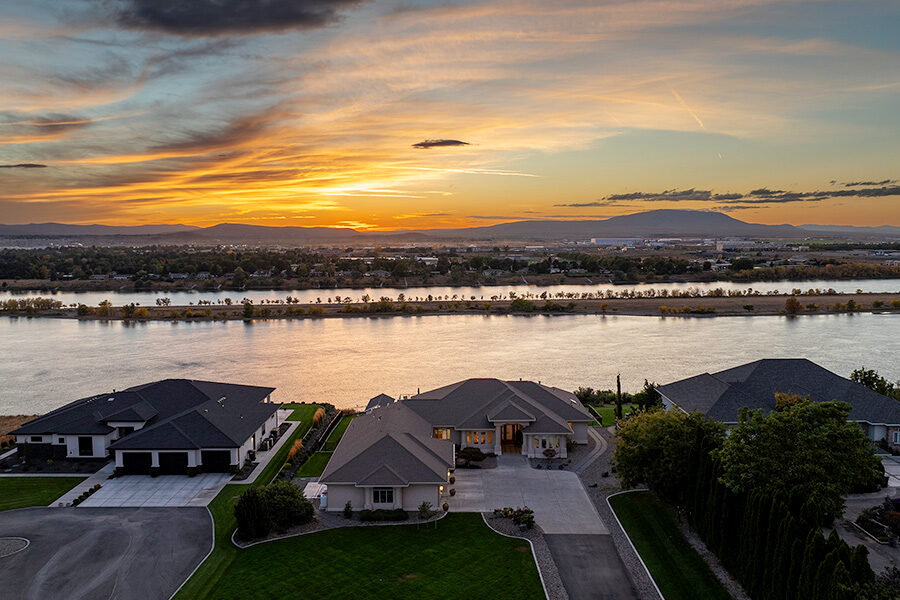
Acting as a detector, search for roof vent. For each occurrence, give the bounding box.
[217,396,226,405]
[108,397,115,402]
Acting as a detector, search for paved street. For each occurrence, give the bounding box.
[0,507,210,600]
[546,534,638,600]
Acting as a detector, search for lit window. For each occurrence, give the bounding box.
[466,431,472,444]
[480,432,486,444]
[534,438,539,448]
[487,431,493,444]
[433,428,451,440]
[373,488,393,504]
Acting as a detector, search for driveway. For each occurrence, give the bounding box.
[882,455,900,487]
[451,455,608,534]
[79,472,233,507]
[0,507,210,600]
[545,535,638,600]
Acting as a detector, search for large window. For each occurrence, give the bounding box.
[894,431,900,444]
[78,436,93,456]
[433,428,451,440]
[30,435,42,443]
[373,488,394,504]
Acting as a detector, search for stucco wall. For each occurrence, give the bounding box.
[571,422,588,444]
[402,484,441,511]
[325,484,366,512]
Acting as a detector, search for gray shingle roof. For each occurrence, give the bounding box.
[319,403,454,486]
[365,393,395,411]
[656,359,900,425]
[14,379,277,450]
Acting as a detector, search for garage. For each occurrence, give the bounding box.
[158,452,189,475]
[121,452,152,475]
[201,450,232,473]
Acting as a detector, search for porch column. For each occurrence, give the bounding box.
[393,488,402,510]
[494,423,502,455]
[151,451,160,467]
[364,488,373,510]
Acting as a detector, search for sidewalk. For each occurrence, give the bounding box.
[52,462,115,506]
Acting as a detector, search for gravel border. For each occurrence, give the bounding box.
[675,511,750,600]
[577,426,662,600]
[482,513,568,600]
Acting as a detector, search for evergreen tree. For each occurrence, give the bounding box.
[848,545,874,586]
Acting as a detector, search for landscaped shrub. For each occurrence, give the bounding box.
[493,506,535,529]
[457,446,486,467]
[287,439,303,463]
[417,501,438,520]
[358,508,408,522]
[261,480,314,533]
[235,486,271,540]
[344,501,353,519]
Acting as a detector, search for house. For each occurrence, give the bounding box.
[365,393,395,412]
[12,379,278,476]
[318,378,592,512]
[656,359,900,449]
[319,402,454,512]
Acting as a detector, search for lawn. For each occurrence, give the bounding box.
[297,451,332,477]
[592,403,637,426]
[280,403,323,436]
[609,491,731,600]
[0,476,86,511]
[321,414,355,451]
[202,513,543,600]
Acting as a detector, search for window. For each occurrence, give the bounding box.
[894,431,900,444]
[373,488,393,504]
[480,432,486,444]
[30,435,42,443]
[466,431,472,444]
[487,431,493,444]
[78,436,93,456]
[433,428,451,440]
[541,438,547,449]
[58,437,65,444]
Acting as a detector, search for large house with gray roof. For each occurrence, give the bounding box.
[656,359,900,448]
[12,379,279,476]
[319,378,592,512]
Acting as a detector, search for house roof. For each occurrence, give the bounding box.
[14,379,277,450]
[404,378,591,433]
[656,358,900,425]
[319,402,454,486]
[365,393,395,411]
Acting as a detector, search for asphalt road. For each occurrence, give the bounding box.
[545,534,638,600]
[0,507,211,600]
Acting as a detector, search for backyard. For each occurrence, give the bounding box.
[322,414,355,451]
[297,451,333,477]
[202,513,544,600]
[0,477,85,511]
[592,403,637,427]
[609,491,731,600]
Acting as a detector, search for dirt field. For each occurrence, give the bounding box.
[0,415,39,448]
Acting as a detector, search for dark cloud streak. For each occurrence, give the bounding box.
[0,163,47,169]
[412,139,470,149]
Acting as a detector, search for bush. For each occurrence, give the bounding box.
[264,480,314,532]
[344,500,353,519]
[417,501,437,520]
[509,298,535,312]
[235,487,271,540]
[287,439,303,463]
[494,506,535,529]
[358,508,408,522]
[457,446,486,467]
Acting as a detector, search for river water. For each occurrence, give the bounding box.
[2,278,899,307]
[1,311,897,415]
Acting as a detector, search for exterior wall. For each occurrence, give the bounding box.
[524,434,567,459]
[570,422,589,444]
[869,424,887,443]
[460,429,495,453]
[324,485,366,512]
[402,484,441,511]
[107,421,147,432]
[889,426,900,449]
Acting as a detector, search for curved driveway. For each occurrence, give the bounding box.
[0,507,210,600]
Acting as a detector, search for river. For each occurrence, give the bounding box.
[1,311,897,415]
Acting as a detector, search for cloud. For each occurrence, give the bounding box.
[108,0,366,36]
[843,179,895,187]
[0,163,47,169]
[412,139,471,149]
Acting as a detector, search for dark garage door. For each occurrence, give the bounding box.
[122,452,152,475]
[201,450,232,473]
[158,452,189,475]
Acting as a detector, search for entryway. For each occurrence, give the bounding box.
[500,423,523,454]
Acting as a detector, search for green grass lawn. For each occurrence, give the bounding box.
[202,513,543,600]
[592,403,637,426]
[281,403,322,434]
[297,451,332,477]
[609,491,731,600]
[321,414,355,451]
[0,477,86,511]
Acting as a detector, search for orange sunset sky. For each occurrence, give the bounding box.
[1,0,899,229]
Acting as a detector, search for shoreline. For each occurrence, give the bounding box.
[3,293,898,322]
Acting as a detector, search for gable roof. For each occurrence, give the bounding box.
[365,393,395,411]
[656,358,900,425]
[319,403,454,486]
[404,378,591,433]
[14,379,277,449]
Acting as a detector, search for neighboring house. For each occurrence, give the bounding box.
[365,393,395,412]
[12,379,278,476]
[319,402,454,512]
[656,358,900,449]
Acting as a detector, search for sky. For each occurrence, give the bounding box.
[0,0,899,229]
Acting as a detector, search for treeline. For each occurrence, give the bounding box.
[732,263,900,282]
[686,439,886,600]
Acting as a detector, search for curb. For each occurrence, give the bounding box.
[0,536,30,558]
[481,513,550,600]
[606,490,665,600]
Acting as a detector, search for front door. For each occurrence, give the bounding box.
[500,424,522,453]
[78,436,93,456]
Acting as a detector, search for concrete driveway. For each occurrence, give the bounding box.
[79,472,232,507]
[450,455,608,534]
[0,507,210,600]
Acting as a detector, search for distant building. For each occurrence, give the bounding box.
[589,238,643,246]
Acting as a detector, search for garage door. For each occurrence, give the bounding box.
[121,452,152,475]
[158,452,189,475]
[201,450,232,473]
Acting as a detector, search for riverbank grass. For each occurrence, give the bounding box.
[202,513,543,600]
[609,491,731,600]
[0,477,86,511]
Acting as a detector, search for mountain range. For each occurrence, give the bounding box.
[0,210,896,243]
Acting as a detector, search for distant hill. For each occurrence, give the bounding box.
[421,209,805,239]
[799,224,900,236]
[0,223,199,236]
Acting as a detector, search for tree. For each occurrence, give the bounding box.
[632,379,662,412]
[615,374,623,419]
[785,295,803,314]
[851,367,900,401]
[242,301,255,319]
[715,400,882,518]
[232,267,247,287]
[234,486,271,540]
[775,392,808,411]
[457,446,486,467]
[614,410,725,501]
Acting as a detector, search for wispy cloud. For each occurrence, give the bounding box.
[412,139,470,149]
[0,163,47,169]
